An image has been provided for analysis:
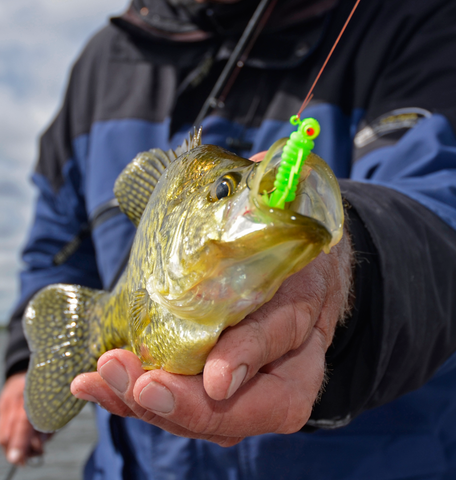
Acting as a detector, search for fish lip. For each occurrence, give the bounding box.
[246,138,344,249]
[143,140,339,323]
[245,137,308,222]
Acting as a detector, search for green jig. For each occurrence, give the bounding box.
[265,116,320,209]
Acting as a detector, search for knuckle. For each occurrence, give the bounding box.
[187,409,214,434]
[100,398,133,418]
[186,404,224,435]
[289,302,313,351]
[313,321,333,351]
[251,308,298,361]
[274,376,320,435]
[232,317,271,365]
[140,409,159,423]
[119,406,136,418]
[275,401,311,434]
[252,320,272,365]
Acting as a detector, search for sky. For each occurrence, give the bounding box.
[0,0,128,324]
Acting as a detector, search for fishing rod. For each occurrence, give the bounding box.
[2,464,16,480]
[59,0,362,287]
[2,455,45,480]
[194,0,278,127]
[109,0,279,290]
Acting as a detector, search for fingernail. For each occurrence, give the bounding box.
[7,448,21,464]
[99,359,129,393]
[139,381,174,413]
[226,364,248,399]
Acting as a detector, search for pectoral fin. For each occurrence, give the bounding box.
[130,288,151,337]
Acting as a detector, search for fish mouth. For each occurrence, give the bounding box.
[146,139,344,330]
[146,212,331,329]
[145,194,331,328]
[246,137,344,250]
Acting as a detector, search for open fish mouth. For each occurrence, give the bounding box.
[247,138,344,250]
[145,139,343,328]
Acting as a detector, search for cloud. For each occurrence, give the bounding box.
[0,0,128,324]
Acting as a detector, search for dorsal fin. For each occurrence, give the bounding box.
[113,127,203,227]
[174,126,203,158]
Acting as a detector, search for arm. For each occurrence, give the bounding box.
[72,0,456,441]
[314,0,456,425]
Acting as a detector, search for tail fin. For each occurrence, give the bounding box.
[23,284,106,432]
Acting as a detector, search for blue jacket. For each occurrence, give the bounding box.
[6,0,456,478]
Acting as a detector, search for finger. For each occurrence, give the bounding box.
[133,327,327,437]
[0,374,35,465]
[0,398,13,451]
[249,151,266,163]
[203,264,326,401]
[26,431,51,459]
[5,408,36,465]
[71,371,136,418]
[0,373,26,452]
[93,350,244,446]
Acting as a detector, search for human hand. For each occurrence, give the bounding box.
[71,230,353,447]
[0,372,51,465]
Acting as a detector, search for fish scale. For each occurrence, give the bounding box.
[24,285,100,431]
[23,131,343,432]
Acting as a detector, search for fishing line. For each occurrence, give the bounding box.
[2,453,45,480]
[296,0,361,117]
[267,0,362,209]
[124,0,361,269]
[107,0,279,289]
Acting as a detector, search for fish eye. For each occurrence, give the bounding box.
[209,173,240,202]
[216,179,232,199]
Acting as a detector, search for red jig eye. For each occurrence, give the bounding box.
[306,127,315,136]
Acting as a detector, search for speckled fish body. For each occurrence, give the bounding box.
[23,132,344,432]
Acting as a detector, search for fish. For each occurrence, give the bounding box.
[23,129,344,432]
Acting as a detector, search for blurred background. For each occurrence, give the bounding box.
[0,0,128,326]
[0,0,127,478]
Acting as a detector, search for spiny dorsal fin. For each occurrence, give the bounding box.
[174,126,203,158]
[114,127,203,227]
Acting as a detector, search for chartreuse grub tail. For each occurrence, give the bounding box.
[265,116,320,209]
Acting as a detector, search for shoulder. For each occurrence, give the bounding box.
[70,24,125,81]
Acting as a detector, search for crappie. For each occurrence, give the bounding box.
[23,130,344,432]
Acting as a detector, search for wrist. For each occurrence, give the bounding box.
[314,222,355,351]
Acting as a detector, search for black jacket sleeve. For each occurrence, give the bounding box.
[307,181,456,428]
